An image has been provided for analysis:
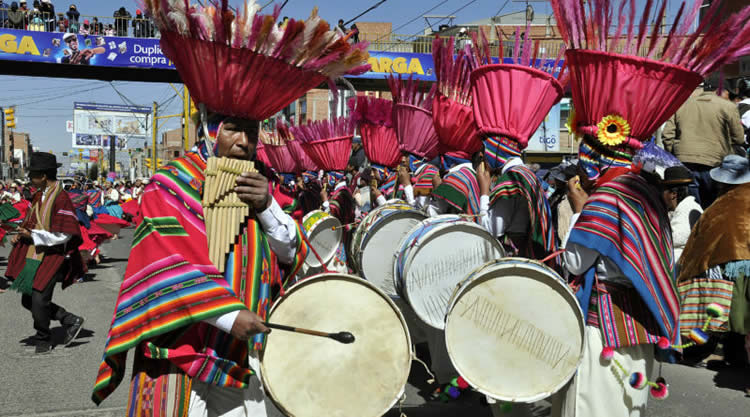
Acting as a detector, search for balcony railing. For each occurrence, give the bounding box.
[0,9,158,38]
[0,9,666,58]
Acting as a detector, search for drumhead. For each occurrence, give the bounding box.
[350,200,417,273]
[360,210,427,297]
[397,216,504,329]
[261,273,412,417]
[444,258,584,403]
[302,210,342,268]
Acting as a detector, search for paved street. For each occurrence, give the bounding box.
[0,227,747,416]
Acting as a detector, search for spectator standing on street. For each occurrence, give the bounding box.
[132,8,148,38]
[39,0,54,32]
[113,6,130,37]
[27,5,44,31]
[337,18,346,34]
[104,23,114,36]
[737,78,750,139]
[65,3,78,33]
[663,81,746,208]
[78,18,88,35]
[7,2,25,29]
[91,16,101,34]
[55,16,65,31]
[0,1,9,28]
[350,23,359,43]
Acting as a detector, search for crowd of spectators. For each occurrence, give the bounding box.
[0,1,156,38]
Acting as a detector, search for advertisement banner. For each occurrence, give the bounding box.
[0,28,173,69]
[73,102,151,149]
[526,103,562,153]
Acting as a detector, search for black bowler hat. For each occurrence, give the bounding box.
[662,165,693,187]
[29,152,62,172]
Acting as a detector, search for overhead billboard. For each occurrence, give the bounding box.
[73,102,151,149]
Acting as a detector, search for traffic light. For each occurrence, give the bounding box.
[4,107,15,129]
[145,158,152,170]
[157,158,164,167]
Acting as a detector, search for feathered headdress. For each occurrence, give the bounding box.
[144,0,370,123]
[550,0,750,177]
[290,117,354,171]
[470,23,568,151]
[258,121,297,173]
[432,36,482,154]
[388,74,440,160]
[348,95,400,167]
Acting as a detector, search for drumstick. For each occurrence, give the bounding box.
[264,322,355,344]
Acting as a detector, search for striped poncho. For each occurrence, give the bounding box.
[412,162,440,195]
[489,164,557,260]
[92,149,308,405]
[431,165,480,221]
[568,172,680,346]
[87,189,103,208]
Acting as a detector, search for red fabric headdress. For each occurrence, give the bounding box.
[432,36,482,154]
[290,117,354,171]
[145,1,370,121]
[469,25,568,150]
[348,95,400,167]
[551,0,750,153]
[387,74,439,160]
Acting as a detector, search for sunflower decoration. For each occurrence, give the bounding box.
[566,107,580,140]
[597,114,631,147]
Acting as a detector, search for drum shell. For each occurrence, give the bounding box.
[261,273,412,417]
[444,258,585,403]
[301,210,342,268]
[395,215,505,329]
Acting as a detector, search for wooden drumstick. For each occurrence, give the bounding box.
[264,322,355,344]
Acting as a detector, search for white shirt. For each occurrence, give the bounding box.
[31,185,72,247]
[563,213,632,287]
[203,196,300,333]
[740,98,750,130]
[402,185,432,209]
[479,158,529,238]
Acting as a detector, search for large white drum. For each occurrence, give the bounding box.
[394,215,504,329]
[261,273,412,417]
[444,258,585,403]
[350,201,427,297]
[301,210,342,269]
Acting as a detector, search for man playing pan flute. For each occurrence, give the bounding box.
[92,2,370,416]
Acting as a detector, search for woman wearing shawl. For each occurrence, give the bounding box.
[92,2,369,416]
[549,0,750,415]
[677,155,750,371]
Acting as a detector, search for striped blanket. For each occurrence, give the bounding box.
[568,172,680,346]
[489,164,557,260]
[92,147,308,405]
[412,162,440,196]
[431,165,480,221]
[87,189,103,208]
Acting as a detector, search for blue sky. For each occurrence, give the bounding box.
[0,0,685,154]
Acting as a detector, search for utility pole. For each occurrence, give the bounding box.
[0,105,5,180]
[183,86,191,152]
[109,134,116,176]
[151,101,158,176]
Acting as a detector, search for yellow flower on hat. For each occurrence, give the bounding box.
[597,114,631,147]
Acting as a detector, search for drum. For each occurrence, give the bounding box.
[301,210,342,268]
[261,273,412,417]
[350,201,427,296]
[444,258,584,403]
[395,215,504,329]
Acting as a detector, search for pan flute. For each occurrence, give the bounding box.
[202,156,257,272]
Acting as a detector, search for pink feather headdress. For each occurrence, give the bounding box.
[550,0,750,151]
[143,0,371,121]
[258,122,296,173]
[388,74,440,160]
[431,36,482,154]
[469,24,568,149]
[347,95,400,167]
[289,117,354,171]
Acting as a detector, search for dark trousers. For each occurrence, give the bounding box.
[684,163,718,209]
[20,274,75,342]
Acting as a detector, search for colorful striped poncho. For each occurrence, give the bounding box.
[412,162,440,196]
[568,172,680,346]
[92,149,308,405]
[431,165,480,221]
[489,164,557,261]
[87,189,103,208]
